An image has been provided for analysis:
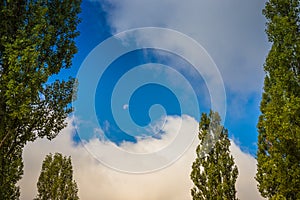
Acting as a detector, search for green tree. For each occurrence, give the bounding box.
[256,0,300,199]
[0,0,81,198]
[191,111,239,200]
[35,153,79,200]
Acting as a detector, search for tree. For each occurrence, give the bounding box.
[35,153,79,200]
[190,111,238,200]
[256,0,300,199]
[0,0,81,198]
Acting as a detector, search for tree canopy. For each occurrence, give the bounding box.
[256,0,300,199]
[191,111,238,200]
[0,0,81,198]
[35,153,79,200]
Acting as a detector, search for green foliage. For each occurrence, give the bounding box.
[191,111,239,200]
[256,0,300,199]
[0,0,81,198]
[0,146,23,199]
[35,153,79,200]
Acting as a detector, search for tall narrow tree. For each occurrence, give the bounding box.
[35,153,79,200]
[256,0,300,199]
[0,1,81,198]
[191,111,238,200]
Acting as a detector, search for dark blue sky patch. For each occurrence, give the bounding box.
[94,48,210,144]
[129,83,181,127]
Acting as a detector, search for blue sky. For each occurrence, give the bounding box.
[68,0,269,155]
[21,1,270,199]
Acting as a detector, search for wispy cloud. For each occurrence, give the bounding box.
[93,0,270,151]
[100,0,269,95]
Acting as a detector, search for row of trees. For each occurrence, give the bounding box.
[0,0,239,199]
[0,0,299,199]
[191,0,299,199]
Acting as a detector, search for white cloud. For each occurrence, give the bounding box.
[19,118,264,200]
[119,115,197,157]
[230,141,264,200]
[99,0,269,96]
[93,0,268,152]
[16,2,268,199]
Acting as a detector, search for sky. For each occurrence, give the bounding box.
[19,0,270,199]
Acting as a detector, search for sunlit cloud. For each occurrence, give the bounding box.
[19,118,263,200]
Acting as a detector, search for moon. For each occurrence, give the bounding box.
[123,104,129,110]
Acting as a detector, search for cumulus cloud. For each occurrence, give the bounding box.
[19,117,263,200]
[230,141,264,200]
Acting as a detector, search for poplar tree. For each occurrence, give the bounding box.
[0,1,81,198]
[191,111,238,200]
[35,153,79,200]
[256,0,300,199]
